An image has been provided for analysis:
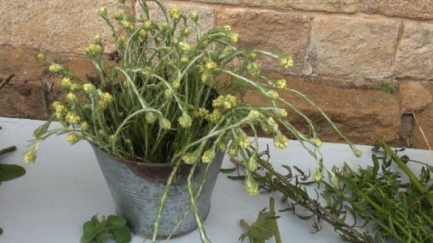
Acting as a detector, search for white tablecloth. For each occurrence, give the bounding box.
[1,117,432,242]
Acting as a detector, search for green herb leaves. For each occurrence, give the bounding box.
[81,215,131,243]
[239,198,282,243]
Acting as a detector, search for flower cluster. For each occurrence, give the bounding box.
[26,0,359,204]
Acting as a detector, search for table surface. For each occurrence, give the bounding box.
[1,117,432,243]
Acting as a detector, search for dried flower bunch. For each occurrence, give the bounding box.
[25,0,359,196]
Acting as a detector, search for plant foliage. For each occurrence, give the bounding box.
[81,215,131,243]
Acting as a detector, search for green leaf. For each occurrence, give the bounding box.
[372,154,379,177]
[239,198,281,243]
[220,167,238,173]
[0,164,26,181]
[112,226,131,243]
[81,215,104,243]
[227,175,245,181]
[106,215,127,229]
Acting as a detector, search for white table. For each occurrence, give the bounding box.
[1,117,432,242]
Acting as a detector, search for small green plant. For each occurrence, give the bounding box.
[25,0,359,241]
[229,140,433,242]
[239,197,281,243]
[378,81,397,94]
[81,215,131,243]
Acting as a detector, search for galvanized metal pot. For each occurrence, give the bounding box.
[91,144,224,239]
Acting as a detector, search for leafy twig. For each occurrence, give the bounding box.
[0,146,17,157]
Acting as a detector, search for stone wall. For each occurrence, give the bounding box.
[1,0,433,148]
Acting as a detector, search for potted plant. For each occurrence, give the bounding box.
[24,0,359,242]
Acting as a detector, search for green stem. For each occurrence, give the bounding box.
[230,158,370,242]
[0,146,17,157]
[376,139,433,208]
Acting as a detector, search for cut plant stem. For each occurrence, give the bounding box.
[0,146,17,156]
[230,158,371,243]
[375,139,433,209]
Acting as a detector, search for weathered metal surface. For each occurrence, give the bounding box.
[91,144,224,239]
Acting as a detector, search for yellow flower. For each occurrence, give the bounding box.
[275,108,287,118]
[228,145,239,158]
[36,53,46,61]
[162,21,169,29]
[179,42,191,51]
[182,153,198,164]
[238,132,250,148]
[164,89,173,100]
[52,101,65,112]
[354,148,363,158]
[65,111,81,125]
[98,6,107,16]
[83,83,95,94]
[98,92,112,110]
[144,20,153,30]
[190,11,199,22]
[66,92,77,103]
[80,122,89,131]
[113,12,123,20]
[217,142,227,152]
[205,61,217,70]
[247,153,258,172]
[145,112,157,124]
[121,20,133,30]
[275,79,286,90]
[194,108,209,118]
[224,25,232,31]
[85,44,104,57]
[178,113,192,128]
[183,28,190,36]
[93,35,101,44]
[49,64,63,73]
[274,134,288,149]
[71,83,81,91]
[180,56,189,63]
[230,31,239,43]
[202,149,216,163]
[160,118,171,129]
[313,138,322,148]
[23,149,36,163]
[267,117,278,130]
[245,173,258,196]
[314,168,322,182]
[169,7,181,20]
[280,57,294,69]
[172,79,181,89]
[139,29,147,38]
[248,110,260,119]
[246,62,259,76]
[206,109,222,123]
[267,90,279,100]
[109,135,116,143]
[66,133,79,144]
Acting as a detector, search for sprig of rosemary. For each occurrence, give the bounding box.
[228,140,433,242]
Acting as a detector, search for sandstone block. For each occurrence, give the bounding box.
[399,81,432,114]
[243,77,401,144]
[395,21,433,80]
[216,8,310,75]
[239,0,359,13]
[307,15,400,85]
[361,0,433,20]
[0,0,125,53]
